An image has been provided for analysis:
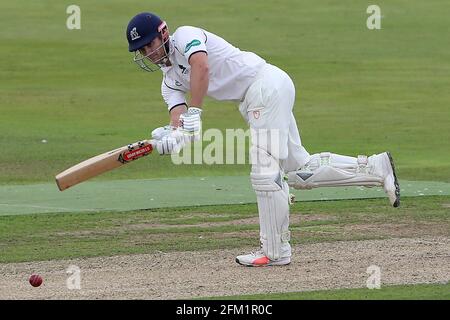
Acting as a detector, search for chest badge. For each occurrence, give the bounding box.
[178,64,189,75]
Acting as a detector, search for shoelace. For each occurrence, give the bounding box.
[250,249,265,257]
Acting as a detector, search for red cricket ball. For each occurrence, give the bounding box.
[29,274,43,287]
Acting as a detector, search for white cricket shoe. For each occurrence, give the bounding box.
[371,152,400,207]
[236,246,291,267]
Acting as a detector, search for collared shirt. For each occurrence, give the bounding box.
[161,26,266,110]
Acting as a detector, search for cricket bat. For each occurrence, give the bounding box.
[55,139,156,191]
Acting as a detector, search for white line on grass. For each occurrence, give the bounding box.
[0,203,91,212]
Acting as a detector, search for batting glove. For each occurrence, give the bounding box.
[151,126,185,155]
[180,107,202,142]
[151,125,173,140]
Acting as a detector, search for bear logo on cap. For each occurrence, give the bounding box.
[130,27,141,41]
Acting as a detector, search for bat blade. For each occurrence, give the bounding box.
[55,139,155,191]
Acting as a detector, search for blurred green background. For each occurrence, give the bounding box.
[1,0,449,184]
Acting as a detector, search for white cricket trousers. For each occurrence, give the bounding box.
[239,63,310,171]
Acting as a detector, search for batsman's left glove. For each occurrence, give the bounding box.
[180,107,202,142]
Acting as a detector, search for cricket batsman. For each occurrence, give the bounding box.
[126,12,400,267]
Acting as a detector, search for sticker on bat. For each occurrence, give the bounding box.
[119,144,153,163]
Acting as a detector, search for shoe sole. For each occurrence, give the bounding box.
[386,152,400,207]
[235,258,291,267]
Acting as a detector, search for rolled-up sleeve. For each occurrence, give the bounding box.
[174,26,208,62]
[161,77,187,111]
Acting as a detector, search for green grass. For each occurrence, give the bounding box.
[0,195,448,263]
[203,283,450,300]
[1,0,449,184]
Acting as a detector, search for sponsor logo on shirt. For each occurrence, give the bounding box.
[184,39,201,53]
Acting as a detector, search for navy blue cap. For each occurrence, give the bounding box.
[126,12,164,52]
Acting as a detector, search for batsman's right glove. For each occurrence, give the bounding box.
[151,126,185,155]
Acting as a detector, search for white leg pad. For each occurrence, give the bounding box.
[287,152,384,189]
[251,148,291,261]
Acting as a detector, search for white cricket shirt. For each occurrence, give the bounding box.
[160,26,266,110]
